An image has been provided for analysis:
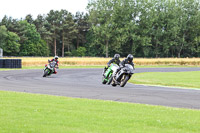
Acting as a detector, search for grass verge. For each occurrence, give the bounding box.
[130,71,200,89]
[0,91,200,133]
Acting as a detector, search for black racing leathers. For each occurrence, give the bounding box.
[107,58,121,66]
[113,59,134,78]
[119,59,134,68]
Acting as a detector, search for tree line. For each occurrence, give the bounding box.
[0,10,89,57]
[0,0,200,58]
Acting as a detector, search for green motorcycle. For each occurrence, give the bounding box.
[102,64,119,84]
[43,60,58,77]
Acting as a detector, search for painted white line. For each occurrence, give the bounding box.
[128,82,200,91]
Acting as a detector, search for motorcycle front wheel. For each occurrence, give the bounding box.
[43,70,49,77]
[120,75,129,87]
[102,76,107,84]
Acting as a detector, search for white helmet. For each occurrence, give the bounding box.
[54,56,59,60]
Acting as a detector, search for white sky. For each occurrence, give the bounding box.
[0,0,89,20]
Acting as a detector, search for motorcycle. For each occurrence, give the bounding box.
[43,60,58,77]
[102,63,119,85]
[111,64,135,87]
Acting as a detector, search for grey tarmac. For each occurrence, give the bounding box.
[0,67,200,109]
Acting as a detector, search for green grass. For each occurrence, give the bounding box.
[0,91,200,133]
[135,65,199,68]
[130,71,200,89]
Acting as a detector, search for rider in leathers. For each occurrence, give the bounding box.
[107,54,121,67]
[120,54,134,68]
[114,54,134,77]
[49,56,59,74]
[103,54,121,75]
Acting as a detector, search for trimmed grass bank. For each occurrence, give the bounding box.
[130,71,200,89]
[0,91,200,133]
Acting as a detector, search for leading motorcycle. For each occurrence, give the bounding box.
[111,64,135,87]
[43,60,58,77]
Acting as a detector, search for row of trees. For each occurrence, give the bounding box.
[0,10,89,56]
[88,0,200,57]
[0,0,200,57]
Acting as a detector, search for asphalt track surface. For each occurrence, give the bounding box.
[0,67,200,109]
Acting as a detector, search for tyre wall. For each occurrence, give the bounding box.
[0,59,22,68]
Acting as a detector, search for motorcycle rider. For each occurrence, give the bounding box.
[103,54,121,74]
[113,54,134,77]
[120,54,134,68]
[49,56,59,74]
[107,54,121,66]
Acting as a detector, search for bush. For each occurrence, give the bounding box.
[71,47,87,57]
[65,51,72,56]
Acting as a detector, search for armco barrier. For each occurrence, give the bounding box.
[0,59,21,68]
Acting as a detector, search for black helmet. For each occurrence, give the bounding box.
[114,54,120,60]
[54,56,59,60]
[127,54,133,62]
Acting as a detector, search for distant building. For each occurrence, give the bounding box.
[0,48,3,58]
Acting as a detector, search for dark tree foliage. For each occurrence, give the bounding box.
[87,0,200,57]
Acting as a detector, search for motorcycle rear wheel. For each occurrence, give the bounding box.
[111,79,117,87]
[107,76,113,85]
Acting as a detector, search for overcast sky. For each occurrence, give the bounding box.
[0,0,89,20]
